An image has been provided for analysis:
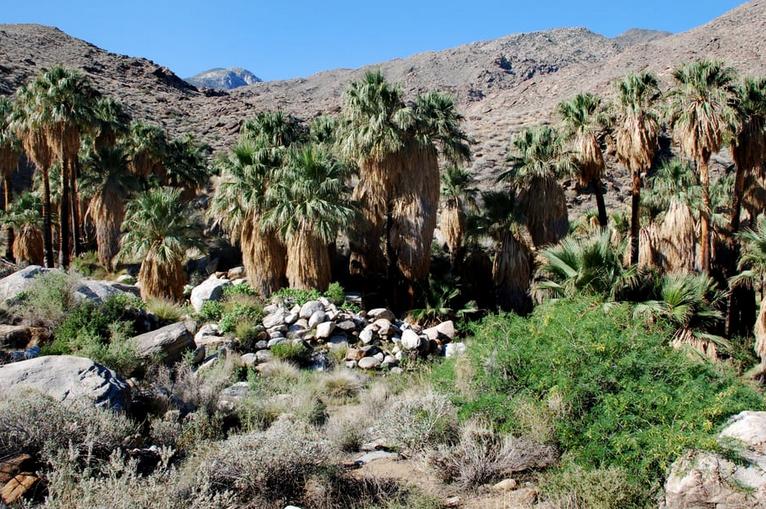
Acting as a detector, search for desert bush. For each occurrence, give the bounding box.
[41,449,234,509]
[324,281,345,305]
[218,299,264,333]
[184,418,335,506]
[197,300,223,322]
[318,369,365,404]
[234,320,261,349]
[271,341,312,366]
[223,282,258,297]
[540,464,646,509]
[0,391,135,462]
[16,271,78,326]
[145,298,187,323]
[70,251,109,280]
[325,407,371,452]
[433,297,765,503]
[272,286,322,306]
[427,419,557,488]
[372,389,458,453]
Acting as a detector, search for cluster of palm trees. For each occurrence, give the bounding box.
[434,58,766,363]
[0,66,209,299]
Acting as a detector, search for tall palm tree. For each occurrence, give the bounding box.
[614,72,661,266]
[164,134,210,200]
[241,111,305,147]
[209,141,287,295]
[263,144,354,290]
[0,97,20,261]
[731,217,766,366]
[23,67,99,268]
[92,97,131,150]
[125,121,167,178]
[338,71,470,304]
[80,145,139,269]
[471,190,532,313]
[499,125,572,247]
[439,165,478,264]
[119,187,201,301]
[0,192,44,266]
[667,60,738,273]
[558,93,608,227]
[11,84,54,267]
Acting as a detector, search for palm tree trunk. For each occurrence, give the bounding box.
[41,168,54,268]
[725,161,748,336]
[286,229,331,291]
[3,175,14,262]
[71,159,82,258]
[59,157,71,268]
[593,178,608,228]
[629,168,641,265]
[699,157,712,273]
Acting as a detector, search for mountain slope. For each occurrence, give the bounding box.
[0,1,764,209]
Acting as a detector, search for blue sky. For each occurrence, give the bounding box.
[2,0,746,81]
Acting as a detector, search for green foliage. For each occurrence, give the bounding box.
[434,297,764,502]
[272,287,322,306]
[218,301,264,334]
[198,300,224,322]
[46,294,145,375]
[222,283,258,298]
[145,298,187,323]
[324,282,345,306]
[70,251,109,279]
[15,271,78,327]
[271,341,312,366]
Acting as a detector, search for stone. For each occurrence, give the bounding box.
[190,277,231,312]
[255,350,274,363]
[357,356,382,370]
[345,348,363,361]
[505,487,538,506]
[400,330,422,351]
[662,411,766,508]
[227,266,246,280]
[373,318,396,336]
[131,321,196,362]
[354,450,398,464]
[267,337,286,347]
[367,308,395,321]
[423,325,440,341]
[445,342,467,357]
[0,325,31,349]
[217,381,250,413]
[315,321,335,339]
[116,274,136,285]
[327,335,349,349]
[0,355,129,410]
[75,278,137,303]
[240,353,258,367]
[492,478,518,492]
[308,310,327,328]
[268,324,288,334]
[436,320,456,340]
[263,311,287,329]
[390,367,404,375]
[299,300,324,319]
[359,326,376,344]
[345,360,358,369]
[336,320,357,332]
[382,355,397,367]
[284,312,298,325]
[194,324,220,343]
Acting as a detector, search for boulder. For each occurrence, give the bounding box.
[0,355,129,410]
[358,356,382,370]
[227,266,246,280]
[75,279,136,303]
[308,310,327,328]
[492,478,518,492]
[194,324,220,344]
[131,321,196,362]
[263,311,287,329]
[0,266,48,302]
[400,330,422,351]
[367,308,395,322]
[662,411,766,508]
[0,325,31,349]
[424,320,457,341]
[0,266,134,305]
[190,277,231,312]
[316,321,335,339]
[217,381,250,413]
[299,300,324,319]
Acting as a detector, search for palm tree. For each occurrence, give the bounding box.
[614,72,661,266]
[125,121,167,178]
[0,192,44,266]
[534,231,637,302]
[731,217,766,366]
[92,97,131,150]
[11,84,54,267]
[263,144,354,291]
[635,273,726,359]
[0,97,20,261]
[119,187,201,301]
[241,111,305,147]
[558,93,608,227]
[209,140,287,295]
[471,190,533,313]
[23,67,99,268]
[499,125,572,247]
[439,165,478,264]
[80,145,139,269]
[667,60,738,273]
[338,71,470,304]
[164,134,210,200]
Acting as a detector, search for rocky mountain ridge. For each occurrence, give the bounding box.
[185,67,262,90]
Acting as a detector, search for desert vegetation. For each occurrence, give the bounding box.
[1,57,766,508]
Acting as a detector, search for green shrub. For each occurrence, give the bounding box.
[16,271,78,326]
[324,282,345,306]
[223,283,258,298]
[271,341,312,366]
[146,298,187,323]
[433,297,765,503]
[272,287,321,306]
[540,464,645,509]
[219,302,264,333]
[197,300,224,322]
[70,251,109,279]
[234,321,262,350]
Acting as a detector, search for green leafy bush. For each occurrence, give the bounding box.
[433,297,764,504]
[219,302,264,333]
[16,271,78,326]
[324,282,345,306]
[70,251,109,279]
[271,341,312,366]
[223,283,258,298]
[272,287,322,306]
[198,301,224,322]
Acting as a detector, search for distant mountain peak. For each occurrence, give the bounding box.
[185,67,261,90]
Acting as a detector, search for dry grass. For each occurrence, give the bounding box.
[12,224,44,265]
[317,369,366,404]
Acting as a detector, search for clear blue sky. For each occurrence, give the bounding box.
[2,0,746,81]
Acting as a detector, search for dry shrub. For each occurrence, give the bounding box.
[41,449,234,509]
[13,225,44,266]
[0,390,135,461]
[510,395,558,445]
[540,464,643,509]
[427,419,557,489]
[372,389,458,453]
[324,405,373,453]
[185,417,334,506]
[16,270,78,327]
[317,369,366,404]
